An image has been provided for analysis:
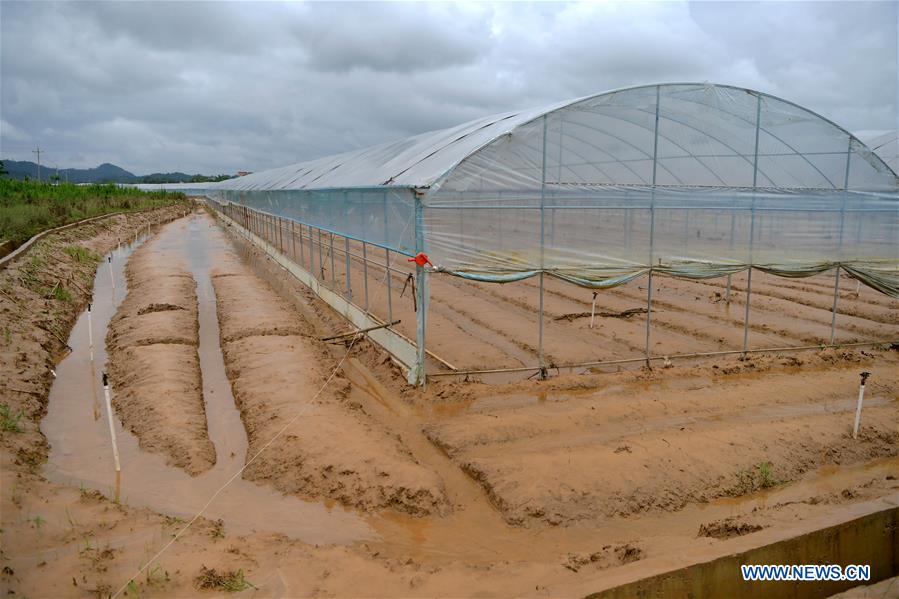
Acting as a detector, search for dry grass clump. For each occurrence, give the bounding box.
[194,566,256,592]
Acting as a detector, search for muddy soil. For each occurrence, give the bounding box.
[211,256,448,515]
[423,351,899,526]
[0,206,191,471]
[4,206,898,598]
[106,236,215,476]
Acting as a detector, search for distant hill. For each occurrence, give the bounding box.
[1,160,234,184]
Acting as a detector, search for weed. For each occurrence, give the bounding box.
[53,284,72,302]
[194,566,257,592]
[65,507,79,530]
[3,327,10,345]
[125,579,141,598]
[758,461,779,488]
[63,245,100,264]
[0,404,23,433]
[146,564,169,587]
[211,518,225,539]
[31,515,45,529]
[732,461,781,495]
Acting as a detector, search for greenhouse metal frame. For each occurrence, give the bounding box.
[188,83,898,385]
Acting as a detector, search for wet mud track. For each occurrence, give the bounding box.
[42,214,374,543]
[210,254,448,515]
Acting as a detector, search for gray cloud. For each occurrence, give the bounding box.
[1,1,895,175]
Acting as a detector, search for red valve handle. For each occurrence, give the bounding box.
[407,252,433,267]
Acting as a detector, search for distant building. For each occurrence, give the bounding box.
[236,171,252,177]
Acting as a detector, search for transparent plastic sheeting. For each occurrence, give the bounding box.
[864,131,898,175]
[193,84,898,296]
[422,187,898,294]
[211,188,418,256]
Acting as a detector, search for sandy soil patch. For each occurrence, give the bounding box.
[211,263,448,515]
[106,237,215,476]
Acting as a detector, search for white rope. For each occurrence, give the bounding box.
[111,332,362,598]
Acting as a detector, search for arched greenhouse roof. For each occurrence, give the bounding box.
[214,83,898,194]
[199,83,897,297]
[863,130,898,175]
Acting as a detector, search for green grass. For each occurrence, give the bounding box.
[757,461,779,488]
[52,284,72,302]
[733,461,781,494]
[0,404,23,433]
[0,178,187,246]
[63,245,100,264]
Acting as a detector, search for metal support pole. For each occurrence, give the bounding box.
[645,271,654,366]
[362,242,369,312]
[742,93,761,356]
[742,268,753,354]
[344,236,352,300]
[307,224,314,272]
[386,248,393,323]
[538,272,545,370]
[318,228,324,280]
[830,267,841,344]
[410,193,428,386]
[330,233,336,287]
[645,85,661,368]
[538,114,548,377]
[298,220,304,264]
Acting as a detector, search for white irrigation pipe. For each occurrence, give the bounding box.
[589,291,598,329]
[852,371,870,440]
[101,373,121,502]
[88,303,100,421]
[111,333,363,599]
[107,255,116,301]
[87,303,94,362]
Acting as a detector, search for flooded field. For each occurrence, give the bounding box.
[2,206,897,597]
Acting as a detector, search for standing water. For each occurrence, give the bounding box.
[42,213,375,544]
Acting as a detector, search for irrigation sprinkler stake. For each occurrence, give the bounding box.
[590,291,598,329]
[102,373,122,502]
[107,255,115,301]
[852,371,871,440]
[88,303,100,420]
[87,303,94,362]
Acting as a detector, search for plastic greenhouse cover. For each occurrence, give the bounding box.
[159,83,899,297]
[863,130,898,174]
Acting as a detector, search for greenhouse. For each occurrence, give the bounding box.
[195,83,898,384]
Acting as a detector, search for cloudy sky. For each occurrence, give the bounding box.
[1,1,896,175]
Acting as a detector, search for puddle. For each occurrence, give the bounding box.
[42,213,375,545]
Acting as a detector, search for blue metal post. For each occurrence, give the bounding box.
[411,191,428,386]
